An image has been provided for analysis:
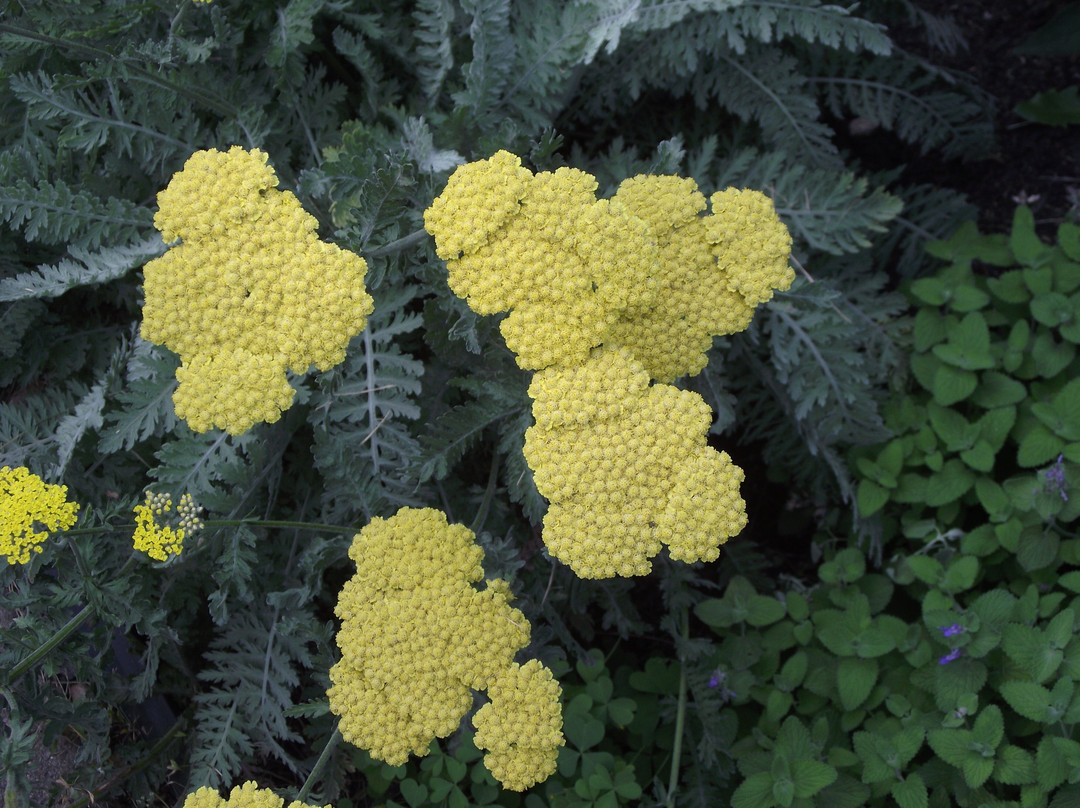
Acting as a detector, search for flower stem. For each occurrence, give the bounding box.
[5,554,138,685]
[666,608,689,808]
[297,726,341,804]
[64,711,187,808]
[366,228,428,258]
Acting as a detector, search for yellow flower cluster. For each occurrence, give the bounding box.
[182,781,327,808]
[425,153,790,578]
[524,347,746,578]
[328,508,563,789]
[424,153,792,380]
[424,151,658,370]
[608,176,793,382]
[473,660,564,790]
[0,466,79,565]
[132,491,202,561]
[142,146,374,435]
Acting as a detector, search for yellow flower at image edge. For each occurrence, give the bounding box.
[142,146,373,435]
[182,781,328,808]
[0,466,79,565]
[132,491,202,561]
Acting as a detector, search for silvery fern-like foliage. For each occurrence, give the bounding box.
[0,0,1001,803]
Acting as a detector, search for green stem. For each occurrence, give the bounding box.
[64,711,187,808]
[366,228,428,258]
[296,726,341,804]
[666,608,690,808]
[470,451,500,535]
[5,555,138,685]
[202,518,357,534]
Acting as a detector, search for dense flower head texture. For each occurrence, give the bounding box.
[132,491,202,561]
[329,507,562,788]
[141,146,374,435]
[607,175,793,382]
[708,187,794,308]
[0,466,80,565]
[182,781,327,808]
[473,660,565,791]
[423,151,658,370]
[524,347,747,578]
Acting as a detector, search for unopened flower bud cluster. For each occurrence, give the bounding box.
[132,490,203,561]
[0,466,80,565]
[142,146,374,435]
[182,781,327,808]
[425,152,792,577]
[328,507,563,790]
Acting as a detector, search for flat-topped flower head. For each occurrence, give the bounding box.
[142,146,374,434]
[181,781,328,808]
[473,660,565,791]
[0,466,79,565]
[524,347,746,578]
[132,491,202,561]
[329,508,531,765]
[607,176,792,382]
[424,151,658,370]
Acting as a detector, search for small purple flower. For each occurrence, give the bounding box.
[938,648,962,665]
[708,674,720,688]
[1043,454,1069,503]
[940,623,964,637]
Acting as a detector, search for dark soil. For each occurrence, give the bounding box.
[889,0,1080,234]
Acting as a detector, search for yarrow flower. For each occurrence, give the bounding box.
[423,151,658,370]
[608,176,793,382]
[328,508,563,788]
[524,346,747,578]
[0,466,80,565]
[142,146,374,435]
[473,660,565,791]
[132,491,203,561]
[425,153,787,579]
[182,781,327,808]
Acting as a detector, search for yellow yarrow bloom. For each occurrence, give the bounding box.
[607,176,793,382]
[329,508,533,767]
[708,187,794,307]
[142,146,374,435]
[132,491,202,561]
[524,347,747,578]
[424,151,658,370]
[0,466,79,565]
[181,781,328,808]
[473,660,565,791]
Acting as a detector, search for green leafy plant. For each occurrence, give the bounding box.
[854,206,1080,559]
[0,1,1002,806]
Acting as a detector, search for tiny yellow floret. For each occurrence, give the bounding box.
[0,466,79,565]
[181,780,328,808]
[142,146,374,435]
